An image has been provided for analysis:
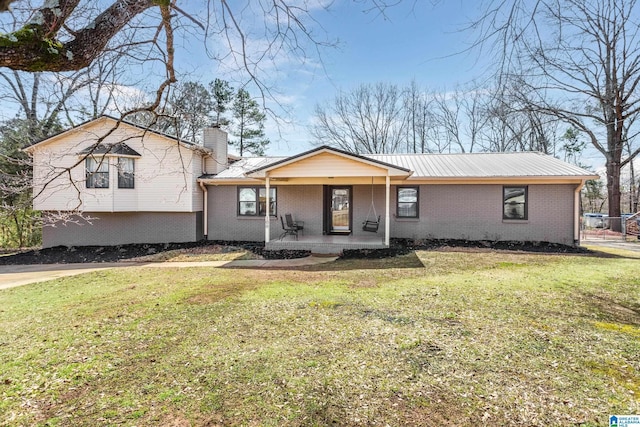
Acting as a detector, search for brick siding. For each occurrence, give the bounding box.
[42,212,202,248]
[207,183,576,245]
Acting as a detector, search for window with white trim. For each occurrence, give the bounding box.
[117,157,135,189]
[86,156,109,188]
[238,187,277,216]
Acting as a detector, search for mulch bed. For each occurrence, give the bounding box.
[0,239,585,265]
[341,239,588,259]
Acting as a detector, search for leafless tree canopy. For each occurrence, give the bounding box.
[312,83,407,154]
[471,0,640,217]
[312,80,569,156]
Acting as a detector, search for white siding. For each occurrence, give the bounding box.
[31,119,203,213]
[268,152,388,178]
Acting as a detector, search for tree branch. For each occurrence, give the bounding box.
[0,0,157,71]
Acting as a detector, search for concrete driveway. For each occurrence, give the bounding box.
[0,263,133,290]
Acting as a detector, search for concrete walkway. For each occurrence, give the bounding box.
[0,256,337,291]
[581,239,640,253]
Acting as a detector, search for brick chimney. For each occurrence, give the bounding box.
[202,126,228,174]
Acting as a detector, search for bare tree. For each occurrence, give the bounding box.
[168,81,214,142]
[482,102,563,154]
[472,0,640,220]
[403,81,437,153]
[311,82,408,154]
[431,86,492,153]
[73,53,132,122]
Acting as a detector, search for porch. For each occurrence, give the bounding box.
[266,234,387,254]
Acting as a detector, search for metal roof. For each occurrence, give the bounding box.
[367,152,596,178]
[202,151,597,180]
[201,157,287,179]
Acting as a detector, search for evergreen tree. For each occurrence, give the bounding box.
[0,117,61,247]
[210,79,234,127]
[231,88,269,156]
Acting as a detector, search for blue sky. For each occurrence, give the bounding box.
[265,1,486,155]
[0,1,482,155]
[174,1,489,156]
[312,1,481,87]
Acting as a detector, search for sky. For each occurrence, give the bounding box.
[172,1,490,156]
[0,1,496,159]
[0,0,611,170]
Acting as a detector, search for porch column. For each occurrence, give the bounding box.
[385,175,390,246]
[265,176,270,243]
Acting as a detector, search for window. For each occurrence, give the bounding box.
[86,156,109,188]
[117,157,135,189]
[503,186,528,220]
[397,186,419,218]
[238,187,277,216]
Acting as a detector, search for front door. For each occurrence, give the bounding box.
[325,186,352,234]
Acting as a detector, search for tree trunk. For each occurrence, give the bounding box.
[629,162,636,213]
[606,159,622,230]
[11,212,23,248]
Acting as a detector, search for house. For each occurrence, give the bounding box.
[26,116,599,251]
[25,116,228,247]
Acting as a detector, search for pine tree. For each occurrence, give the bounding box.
[210,79,234,127]
[231,88,269,156]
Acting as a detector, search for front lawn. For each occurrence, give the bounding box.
[1,248,638,426]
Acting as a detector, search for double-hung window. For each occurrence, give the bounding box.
[397,186,419,218]
[238,187,277,216]
[503,186,528,220]
[117,157,135,189]
[86,156,109,188]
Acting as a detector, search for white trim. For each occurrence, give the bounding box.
[199,181,208,238]
[385,175,390,246]
[24,116,212,154]
[246,147,412,178]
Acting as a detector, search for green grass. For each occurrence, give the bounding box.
[1,248,639,426]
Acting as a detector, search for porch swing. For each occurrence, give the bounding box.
[362,177,380,232]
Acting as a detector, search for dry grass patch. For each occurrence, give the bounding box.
[128,244,261,262]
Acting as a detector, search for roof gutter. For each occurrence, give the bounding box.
[403,175,600,183]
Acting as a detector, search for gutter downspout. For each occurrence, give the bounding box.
[574,180,586,246]
[199,155,208,240]
[199,181,208,240]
